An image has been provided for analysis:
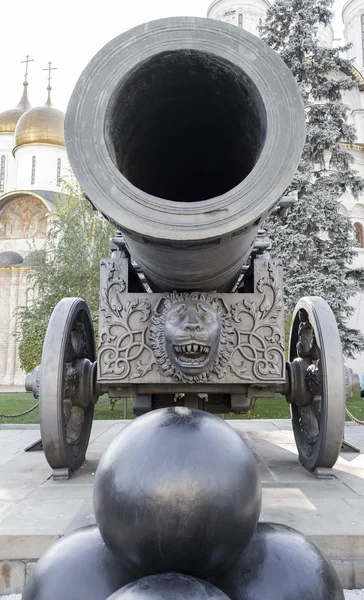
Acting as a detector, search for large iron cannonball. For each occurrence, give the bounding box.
[94,407,261,578]
[22,525,136,600]
[209,522,344,600]
[106,573,232,600]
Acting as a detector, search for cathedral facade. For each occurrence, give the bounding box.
[0,69,68,386]
[208,0,364,371]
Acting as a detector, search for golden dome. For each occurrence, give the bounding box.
[14,90,65,149]
[0,83,31,133]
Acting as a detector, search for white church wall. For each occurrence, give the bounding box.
[13,269,30,386]
[352,109,364,140]
[317,23,334,48]
[207,0,333,43]
[15,144,69,193]
[0,236,45,257]
[207,0,270,36]
[346,291,364,373]
[0,133,17,193]
[348,149,364,179]
[0,267,29,386]
[0,133,13,153]
[341,85,364,141]
[0,191,50,387]
[343,0,364,75]
[340,190,354,214]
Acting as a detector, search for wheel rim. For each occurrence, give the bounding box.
[39,298,96,471]
[288,297,345,471]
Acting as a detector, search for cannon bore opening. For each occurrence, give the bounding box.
[106,50,267,203]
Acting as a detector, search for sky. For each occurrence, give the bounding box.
[0,0,347,114]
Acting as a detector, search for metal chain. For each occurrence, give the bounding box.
[345,407,364,426]
[0,395,115,421]
[1,398,362,427]
[0,401,39,419]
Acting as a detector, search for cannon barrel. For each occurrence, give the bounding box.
[65,17,305,292]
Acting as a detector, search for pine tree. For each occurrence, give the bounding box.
[16,177,115,373]
[260,0,364,358]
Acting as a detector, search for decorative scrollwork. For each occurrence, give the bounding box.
[230,263,285,381]
[100,259,127,320]
[99,294,154,380]
[98,260,285,384]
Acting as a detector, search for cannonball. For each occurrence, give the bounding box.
[94,407,261,577]
[209,522,344,600]
[22,525,136,600]
[106,573,232,600]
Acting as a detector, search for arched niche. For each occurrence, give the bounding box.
[351,202,364,219]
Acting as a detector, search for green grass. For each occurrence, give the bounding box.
[0,391,363,424]
[0,393,134,424]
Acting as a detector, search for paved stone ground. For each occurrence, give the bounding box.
[0,419,364,593]
[1,595,362,599]
[7,593,364,599]
[0,590,362,598]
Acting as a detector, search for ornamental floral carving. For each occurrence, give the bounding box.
[99,260,155,380]
[229,263,285,380]
[98,260,285,384]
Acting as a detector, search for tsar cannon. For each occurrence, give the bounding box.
[25,17,360,479]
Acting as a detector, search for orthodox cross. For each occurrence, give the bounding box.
[20,55,34,84]
[43,61,57,89]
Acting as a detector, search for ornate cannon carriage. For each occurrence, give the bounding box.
[25,17,359,479]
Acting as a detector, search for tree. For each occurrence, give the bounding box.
[260,0,364,357]
[16,177,115,373]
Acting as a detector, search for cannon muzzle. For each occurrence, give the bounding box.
[65,17,305,292]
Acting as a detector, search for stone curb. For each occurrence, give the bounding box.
[0,425,40,430]
[0,562,36,595]
[1,553,364,594]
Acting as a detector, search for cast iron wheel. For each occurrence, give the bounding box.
[39,298,98,474]
[288,297,345,471]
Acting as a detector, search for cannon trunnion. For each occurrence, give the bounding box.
[25,17,359,479]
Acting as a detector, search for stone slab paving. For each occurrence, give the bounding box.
[0,419,364,593]
[1,592,363,599]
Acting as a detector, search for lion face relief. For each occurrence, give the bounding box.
[150,292,234,383]
[164,299,221,376]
